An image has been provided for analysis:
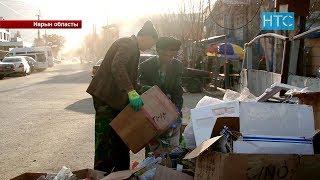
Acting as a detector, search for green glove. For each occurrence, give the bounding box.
[141,85,152,93]
[128,90,144,112]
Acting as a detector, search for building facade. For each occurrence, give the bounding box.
[0,29,11,42]
[205,0,275,46]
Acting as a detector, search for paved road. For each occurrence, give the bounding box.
[0,64,204,179]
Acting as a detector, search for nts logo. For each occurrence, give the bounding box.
[261,12,294,30]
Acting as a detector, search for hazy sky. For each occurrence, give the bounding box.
[1,0,206,52]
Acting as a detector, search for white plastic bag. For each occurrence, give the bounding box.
[183,122,196,150]
[196,96,223,107]
[223,87,256,102]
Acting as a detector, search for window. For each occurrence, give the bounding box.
[25,55,36,59]
[3,58,22,62]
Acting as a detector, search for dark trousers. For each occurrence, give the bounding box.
[93,97,130,173]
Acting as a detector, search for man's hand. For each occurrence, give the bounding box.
[128,90,144,111]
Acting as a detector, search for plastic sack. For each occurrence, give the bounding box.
[53,166,76,180]
[36,167,76,180]
[182,122,196,150]
[196,96,223,108]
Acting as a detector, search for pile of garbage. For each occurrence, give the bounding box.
[104,83,320,179]
[12,83,320,180]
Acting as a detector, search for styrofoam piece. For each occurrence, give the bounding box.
[191,101,239,146]
[257,82,303,102]
[239,102,315,138]
[233,135,314,155]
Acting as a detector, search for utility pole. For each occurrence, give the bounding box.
[36,10,41,46]
[44,30,47,47]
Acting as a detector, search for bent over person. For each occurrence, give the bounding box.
[139,37,183,157]
[86,21,158,173]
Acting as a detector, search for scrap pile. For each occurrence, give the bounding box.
[105,83,320,179]
[12,84,320,180]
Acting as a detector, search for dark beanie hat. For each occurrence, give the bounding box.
[137,20,158,39]
[156,37,181,52]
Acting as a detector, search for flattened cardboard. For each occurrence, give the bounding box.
[185,116,239,160]
[11,173,46,180]
[102,165,145,180]
[211,117,239,137]
[154,165,193,180]
[184,135,223,159]
[11,169,106,180]
[294,91,320,130]
[73,169,106,179]
[111,86,179,153]
[102,170,135,180]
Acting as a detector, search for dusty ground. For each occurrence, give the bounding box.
[0,64,205,179]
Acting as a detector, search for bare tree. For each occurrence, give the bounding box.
[150,0,212,67]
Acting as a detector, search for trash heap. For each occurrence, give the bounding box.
[181,83,320,180]
[105,83,320,180]
[12,84,320,180]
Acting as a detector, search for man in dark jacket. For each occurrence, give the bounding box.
[138,37,183,156]
[86,21,158,173]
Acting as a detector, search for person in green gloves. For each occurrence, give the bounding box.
[138,37,183,157]
[128,90,144,112]
[86,21,158,173]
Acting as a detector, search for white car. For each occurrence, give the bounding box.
[1,56,31,76]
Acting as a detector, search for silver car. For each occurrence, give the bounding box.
[0,56,31,78]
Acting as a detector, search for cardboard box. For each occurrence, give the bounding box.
[293,91,320,130]
[103,165,193,180]
[111,86,179,153]
[154,165,193,180]
[102,169,139,180]
[195,151,320,180]
[184,136,320,180]
[191,101,315,146]
[185,116,320,180]
[11,169,106,180]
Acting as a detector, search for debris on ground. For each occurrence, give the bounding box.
[12,83,320,180]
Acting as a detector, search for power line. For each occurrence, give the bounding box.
[0,0,26,18]
[208,0,263,31]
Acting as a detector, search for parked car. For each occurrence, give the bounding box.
[24,56,37,72]
[8,47,49,70]
[0,56,31,79]
[91,54,156,78]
